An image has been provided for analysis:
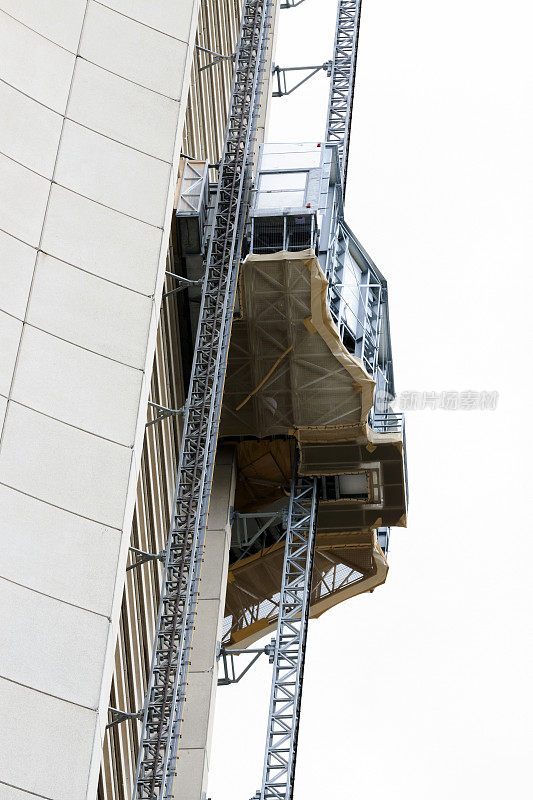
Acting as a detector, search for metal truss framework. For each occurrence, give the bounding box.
[231,509,287,562]
[325,0,362,188]
[257,468,319,800]
[132,0,273,796]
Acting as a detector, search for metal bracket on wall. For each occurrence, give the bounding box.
[196,44,236,72]
[231,509,288,561]
[106,707,144,729]
[217,642,274,686]
[145,401,184,427]
[272,62,331,96]
[163,271,205,299]
[127,546,166,572]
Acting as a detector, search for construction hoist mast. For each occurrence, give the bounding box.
[254,3,364,799]
[132,1,272,797]
[325,0,362,189]
[256,468,318,800]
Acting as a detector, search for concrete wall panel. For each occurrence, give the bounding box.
[12,325,143,444]
[204,459,235,530]
[199,528,231,601]
[0,153,49,246]
[189,598,220,673]
[0,483,120,616]
[80,2,188,98]
[177,671,214,751]
[27,253,152,368]
[69,59,180,160]
[0,396,6,431]
[0,81,62,178]
[97,0,196,40]
[41,185,162,295]
[0,0,87,52]
[0,10,75,113]
[0,311,22,396]
[0,577,109,707]
[0,233,36,321]
[0,402,132,527]
[55,120,171,226]
[0,677,97,800]
[0,782,47,799]
[171,748,209,800]
[174,453,235,800]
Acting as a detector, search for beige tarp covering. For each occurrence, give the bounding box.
[232,439,293,512]
[221,249,375,440]
[229,438,407,528]
[219,250,407,644]
[223,530,387,649]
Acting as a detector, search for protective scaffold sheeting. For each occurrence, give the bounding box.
[223,529,387,648]
[222,248,399,446]
[223,248,368,439]
[219,249,407,647]
[221,247,406,490]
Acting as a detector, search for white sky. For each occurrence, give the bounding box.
[210,1,533,797]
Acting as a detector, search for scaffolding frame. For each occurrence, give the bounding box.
[132,0,272,797]
[325,0,362,188]
[257,467,318,800]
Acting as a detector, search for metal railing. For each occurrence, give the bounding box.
[251,213,316,254]
[369,409,404,435]
[369,410,409,508]
[325,224,384,376]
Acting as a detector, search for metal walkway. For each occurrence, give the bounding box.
[132,0,272,797]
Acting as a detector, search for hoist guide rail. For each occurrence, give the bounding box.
[132,0,272,797]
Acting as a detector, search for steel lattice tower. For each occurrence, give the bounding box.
[325,0,362,189]
[258,468,319,800]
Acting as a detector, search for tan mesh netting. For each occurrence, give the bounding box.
[223,530,387,648]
